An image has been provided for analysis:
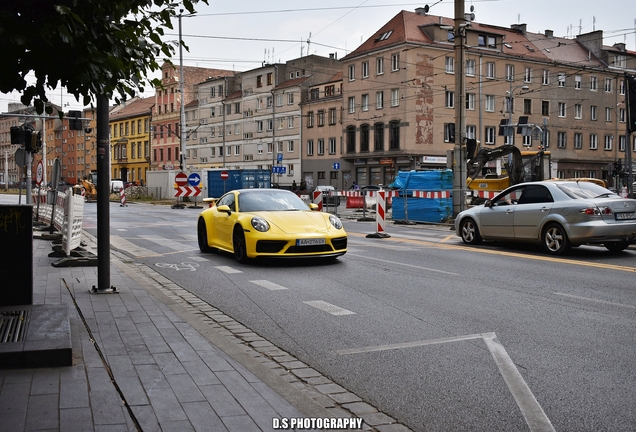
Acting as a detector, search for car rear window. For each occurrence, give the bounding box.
[556,182,617,199]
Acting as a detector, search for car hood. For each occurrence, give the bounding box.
[259,211,333,234]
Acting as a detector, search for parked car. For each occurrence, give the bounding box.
[455,180,636,255]
[314,185,341,206]
[197,188,347,262]
[110,180,124,193]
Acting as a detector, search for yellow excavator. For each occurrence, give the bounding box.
[466,145,551,205]
[74,173,98,202]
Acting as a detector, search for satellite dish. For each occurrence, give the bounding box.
[424,5,429,13]
[470,5,474,12]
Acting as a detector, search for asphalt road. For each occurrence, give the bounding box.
[6,194,636,431]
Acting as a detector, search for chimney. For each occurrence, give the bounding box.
[415,7,427,16]
[511,24,527,35]
[545,30,554,38]
[613,42,626,52]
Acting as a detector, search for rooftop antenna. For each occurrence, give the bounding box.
[593,15,596,31]
[307,32,311,56]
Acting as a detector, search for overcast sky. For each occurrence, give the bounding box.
[2,0,634,113]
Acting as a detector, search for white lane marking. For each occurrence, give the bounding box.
[110,235,160,257]
[555,292,636,310]
[139,234,194,252]
[215,266,243,274]
[155,262,199,271]
[482,332,555,432]
[335,334,483,355]
[250,280,288,291]
[346,253,460,276]
[303,301,356,316]
[116,228,127,231]
[188,255,209,262]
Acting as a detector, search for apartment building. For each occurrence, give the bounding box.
[300,72,352,190]
[339,9,636,187]
[152,63,234,171]
[185,55,341,189]
[109,97,154,184]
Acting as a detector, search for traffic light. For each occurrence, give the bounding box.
[10,124,40,153]
[627,74,636,134]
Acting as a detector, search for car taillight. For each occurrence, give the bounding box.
[579,206,613,215]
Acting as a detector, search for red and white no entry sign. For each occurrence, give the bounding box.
[220,171,229,180]
[175,172,188,186]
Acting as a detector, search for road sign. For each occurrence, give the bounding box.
[174,186,201,197]
[277,153,283,162]
[220,170,229,180]
[333,162,340,170]
[272,166,287,174]
[188,173,201,186]
[175,172,187,186]
[36,160,44,185]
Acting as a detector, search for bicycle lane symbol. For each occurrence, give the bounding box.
[155,262,199,271]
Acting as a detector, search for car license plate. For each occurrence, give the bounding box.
[615,212,636,220]
[297,238,326,246]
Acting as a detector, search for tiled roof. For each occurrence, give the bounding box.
[109,96,155,120]
[275,76,310,90]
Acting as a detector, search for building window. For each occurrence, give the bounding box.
[329,138,337,155]
[574,75,581,90]
[485,95,495,112]
[360,124,370,152]
[574,133,582,149]
[619,108,626,123]
[619,135,626,152]
[376,91,384,109]
[376,57,384,75]
[348,96,355,113]
[542,101,550,116]
[523,99,532,115]
[557,132,567,148]
[590,134,598,150]
[307,140,314,156]
[505,64,514,81]
[590,76,598,91]
[604,135,613,151]
[328,108,337,125]
[288,116,294,128]
[444,123,456,143]
[485,126,495,145]
[542,70,549,85]
[287,92,294,105]
[391,89,400,107]
[574,104,582,119]
[361,94,369,111]
[466,93,475,110]
[346,126,356,153]
[348,64,355,81]
[310,88,319,100]
[362,61,369,78]
[391,53,399,71]
[524,67,532,83]
[257,75,262,87]
[614,55,627,68]
[445,56,454,74]
[374,123,384,151]
[287,140,294,152]
[307,112,314,128]
[558,102,566,118]
[486,62,495,79]
[389,121,400,150]
[318,139,325,155]
[465,59,475,76]
[605,107,612,122]
[317,110,325,126]
[604,77,612,93]
[445,91,454,108]
[590,105,597,121]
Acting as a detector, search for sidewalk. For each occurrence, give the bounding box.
[0,230,410,432]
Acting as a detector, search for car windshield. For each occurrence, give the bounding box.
[238,190,309,212]
[556,182,618,199]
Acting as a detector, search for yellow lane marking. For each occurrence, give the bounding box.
[440,234,455,243]
[347,232,636,273]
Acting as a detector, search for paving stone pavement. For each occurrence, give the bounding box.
[0,232,412,432]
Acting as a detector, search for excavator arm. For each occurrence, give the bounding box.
[467,145,524,187]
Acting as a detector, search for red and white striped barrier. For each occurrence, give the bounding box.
[312,190,323,211]
[366,191,391,238]
[119,188,127,207]
[412,190,451,198]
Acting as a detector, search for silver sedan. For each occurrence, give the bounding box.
[455,181,636,255]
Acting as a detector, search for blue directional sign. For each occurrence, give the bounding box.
[333,162,340,170]
[277,153,283,162]
[272,166,287,174]
[188,172,201,186]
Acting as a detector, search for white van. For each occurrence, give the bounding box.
[110,180,124,193]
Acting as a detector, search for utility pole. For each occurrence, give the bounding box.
[178,11,186,174]
[452,0,467,216]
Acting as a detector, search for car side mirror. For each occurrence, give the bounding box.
[216,204,232,215]
[484,199,493,208]
[308,203,318,211]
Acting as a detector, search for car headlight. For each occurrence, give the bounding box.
[329,214,343,229]
[251,216,270,232]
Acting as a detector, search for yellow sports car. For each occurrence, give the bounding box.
[197,188,347,262]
